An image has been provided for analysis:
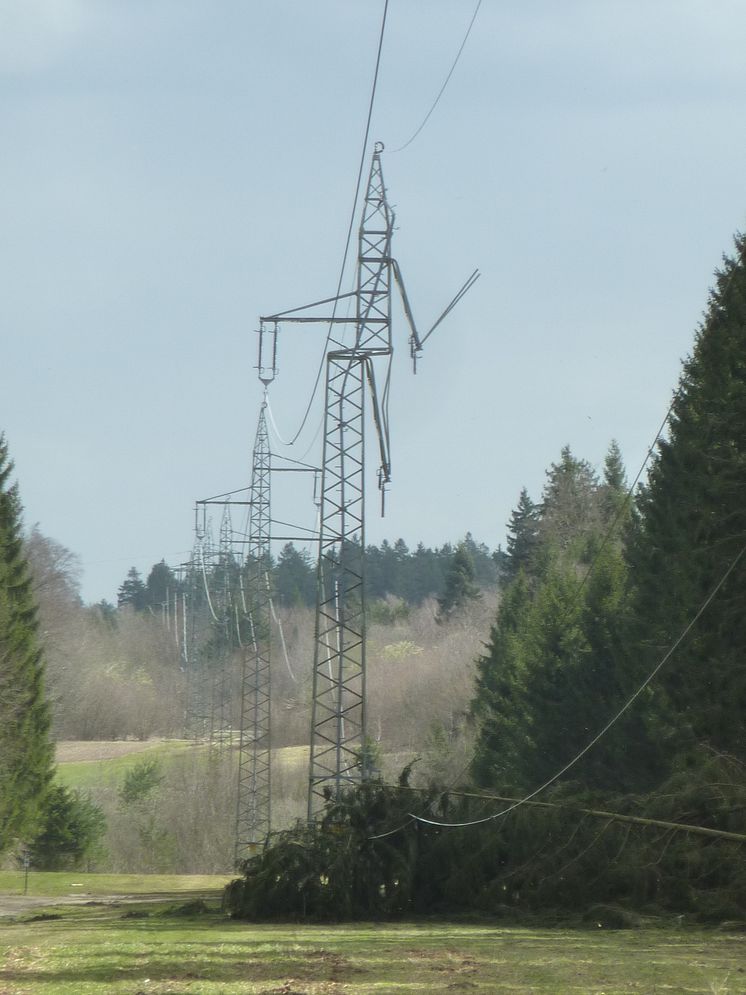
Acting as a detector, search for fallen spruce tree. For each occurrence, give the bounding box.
[225,754,746,924]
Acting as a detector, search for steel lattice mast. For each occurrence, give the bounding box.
[306,147,394,815]
[258,143,479,820]
[235,399,272,858]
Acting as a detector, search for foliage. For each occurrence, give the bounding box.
[118,759,163,807]
[226,754,746,922]
[117,567,148,611]
[225,776,435,920]
[145,559,178,612]
[116,758,175,871]
[628,234,746,763]
[29,784,106,870]
[273,543,316,607]
[470,441,656,794]
[0,434,54,853]
[504,487,540,581]
[437,542,481,619]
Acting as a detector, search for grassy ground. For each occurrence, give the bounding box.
[0,872,231,899]
[0,888,744,994]
[54,740,199,791]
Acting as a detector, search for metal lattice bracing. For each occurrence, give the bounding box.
[235,401,272,858]
[307,148,393,816]
[210,506,236,751]
[257,143,477,821]
[185,530,213,741]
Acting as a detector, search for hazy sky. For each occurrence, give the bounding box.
[2,1,745,603]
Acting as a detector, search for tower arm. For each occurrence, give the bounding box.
[363,356,392,503]
[260,291,359,323]
[391,259,481,370]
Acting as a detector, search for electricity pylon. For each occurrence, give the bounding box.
[259,142,479,819]
[184,524,213,741]
[211,505,236,751]
[234,399,272,859]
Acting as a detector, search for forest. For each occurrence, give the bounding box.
[1,235,745,924]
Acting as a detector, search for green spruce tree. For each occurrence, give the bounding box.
[0,434,54,852]
[504,488,540,582]
[629,234,746,762]
[437,543,480,619]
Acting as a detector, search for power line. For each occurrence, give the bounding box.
[279,0,390,449]
[389,0,482,154]
[407,540,746,830]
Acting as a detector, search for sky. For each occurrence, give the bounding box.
[2,0,746,604]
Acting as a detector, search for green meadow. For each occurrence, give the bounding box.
[0,877,743,995]
[53,739,198,791]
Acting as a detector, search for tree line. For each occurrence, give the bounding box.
[116,533,501,620]
[229,234,746,922]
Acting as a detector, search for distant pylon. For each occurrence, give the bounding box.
[234,400,272,859]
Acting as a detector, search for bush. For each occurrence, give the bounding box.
[29,784,106,870]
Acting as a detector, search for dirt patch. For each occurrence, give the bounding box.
[0,891,211,919]
[55,739,173,763]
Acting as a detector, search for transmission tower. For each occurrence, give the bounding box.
[211,505,237,751]
[235,399,272,859]
[184,524,213,740]
[259,143,479,819]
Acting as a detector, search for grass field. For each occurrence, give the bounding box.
[53,739,199,791]
[0,877,744,994]
[0,871,231,899]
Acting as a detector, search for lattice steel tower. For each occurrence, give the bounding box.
[259,144,478,819]
[234,398,273,858]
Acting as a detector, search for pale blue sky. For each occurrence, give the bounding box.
[2,1,745,602]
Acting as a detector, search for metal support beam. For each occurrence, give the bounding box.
[235,402,272,858]
[307,147,393,816]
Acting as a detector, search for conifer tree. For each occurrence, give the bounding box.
[629,234,746,761]
[117,567,148,611]
[0,434,53,852]
[437,543,480,619]
[539,445,600,555]
[504,488,540,581]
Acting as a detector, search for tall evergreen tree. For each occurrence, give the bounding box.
[145,560,177,610]
[117,567,148,611]
[504,488,540,581]
[539,445,600,556]
[273,543,315,607]
[599,439,629,525]
[0,434,54,852]
[629,235,746,761]
[437,543,480,619]
[471,439,657,794]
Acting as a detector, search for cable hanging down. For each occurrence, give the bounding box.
[389,0,483,154]
[276,0,390,448]
[405,541,746,831]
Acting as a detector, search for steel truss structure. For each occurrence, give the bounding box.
[259,143,479,819]
[235,400,272,858]
[187,395,317,858]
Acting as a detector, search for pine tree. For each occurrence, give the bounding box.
[274,543,315,607]
[471,441,656,793]
[117,567,148,611]
[470,571,533,786]
[437,543,480,619]
[504,488,540,581]
[145,560,177,610]
[600,439,629,525]
[539,445,600,555]
[629,234,746,761]
[0,434,54,852]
